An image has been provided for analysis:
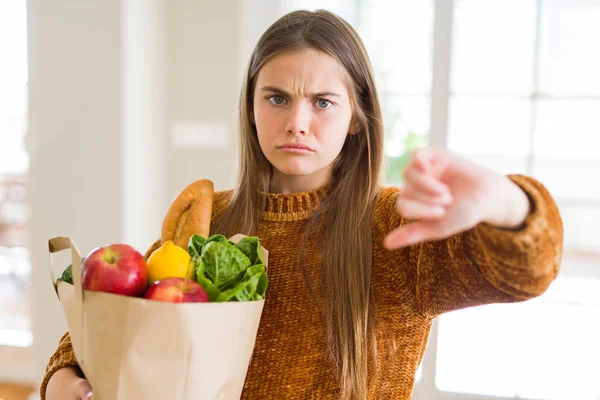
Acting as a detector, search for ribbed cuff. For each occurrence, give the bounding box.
[40,361,81,400]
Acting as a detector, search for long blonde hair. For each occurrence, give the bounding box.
[212,10,385,399]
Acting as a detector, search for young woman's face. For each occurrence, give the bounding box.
[253,49,355,190]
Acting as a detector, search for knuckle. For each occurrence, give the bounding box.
[396,198,409,214]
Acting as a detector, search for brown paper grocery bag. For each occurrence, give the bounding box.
[48,234,267,400]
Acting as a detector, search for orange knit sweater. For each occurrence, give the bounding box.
[40,174,563,399]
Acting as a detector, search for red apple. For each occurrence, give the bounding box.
[144,278,209,303]
[82,244,149,297]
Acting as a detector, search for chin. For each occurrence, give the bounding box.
[271,163,316,177]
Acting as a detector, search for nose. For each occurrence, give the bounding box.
[285,103,311,135]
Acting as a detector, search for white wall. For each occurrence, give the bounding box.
[8,0,287,387]
[27,0,126,383]
[167,0,284,196]
[167,0,241,195]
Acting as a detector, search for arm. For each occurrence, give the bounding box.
[40,333,83,399]
[412,175,561,316]
[381,149,563,317]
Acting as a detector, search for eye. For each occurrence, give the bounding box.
[316,99,332,109]
[268,95,286,105]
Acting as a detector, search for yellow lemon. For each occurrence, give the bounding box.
[147,240,193,283]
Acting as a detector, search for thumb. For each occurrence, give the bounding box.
[411,147,452,177]
[75,378,93,400]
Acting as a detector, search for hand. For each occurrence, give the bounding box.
[383,148,531,250]
[46,366,93,400]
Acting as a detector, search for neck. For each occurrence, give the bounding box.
[269,166,332,194]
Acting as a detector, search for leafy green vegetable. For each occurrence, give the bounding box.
[201,241,250,289]
[195,258,222,301]
[256,267,268,298]
[189,234,229,259]
[57,256,86,285]
[205,234,229,245]
[58,265,73,284]
[191,235,267,302]
[188,234,206,259]
[234,236,262,265]
[216,264,266,302]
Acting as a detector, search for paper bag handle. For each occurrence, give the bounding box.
[49,237,84,302]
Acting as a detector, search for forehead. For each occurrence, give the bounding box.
[256,49,351,95]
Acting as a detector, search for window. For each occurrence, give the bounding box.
[359,0,433,186]
[435,1,600,399]
[0,0,32,347]
[282,1,599,399]
[437,272,600,399]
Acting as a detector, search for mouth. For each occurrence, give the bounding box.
[278,143,315,153]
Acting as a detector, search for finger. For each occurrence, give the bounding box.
[411,148,436,172]
[384,221,453,250]
[401,187,453,206]
[76,378,93,400]
[403,166,450,196]
[411,148,450,176]
[396,197,447,220]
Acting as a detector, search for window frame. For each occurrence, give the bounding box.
[412,1,600,399]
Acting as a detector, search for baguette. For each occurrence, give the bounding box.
[161,179,214,249]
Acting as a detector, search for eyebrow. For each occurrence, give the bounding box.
[260,86,342,98]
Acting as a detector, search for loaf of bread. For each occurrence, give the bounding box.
[160,179,214,249]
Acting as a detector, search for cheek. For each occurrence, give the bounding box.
[316,113,351,149]
[254,103,280,145]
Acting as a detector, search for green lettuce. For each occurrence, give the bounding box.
[190,234,267,302]
[188,234,206,259]
[234,236,262,265]
[188,233,229,258]
[216,264,267,302]
[201,241,250,289]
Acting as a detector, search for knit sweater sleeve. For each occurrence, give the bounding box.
[375,174,563,318]
[39,332,79,400]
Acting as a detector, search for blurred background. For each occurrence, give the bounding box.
[1,0,599,399]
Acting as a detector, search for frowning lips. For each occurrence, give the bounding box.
[278,142,315,151]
